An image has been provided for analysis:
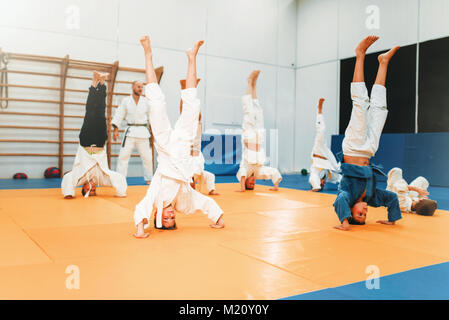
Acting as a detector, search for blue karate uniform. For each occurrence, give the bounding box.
[333,158,402,223]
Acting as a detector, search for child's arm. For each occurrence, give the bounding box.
[270,180,279,192]
[408,185,429,197]
[333,191,353,231]
[373,189,402,225]
[236,177,246,192]
[334,218,350,231]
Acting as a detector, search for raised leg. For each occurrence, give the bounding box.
[247,70,260,99]
[366,46,400,155]
[140,35,158,84]
[172,41,204,144]
[140,35,173,147]
[185,40,204,89]
[353,36,379,82]
[312,98,326,155]
[375,46,400,86]
[342,36,378,157]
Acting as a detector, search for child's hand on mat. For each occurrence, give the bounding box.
[334,219,350,231]
[334,224,350,231]
[376,220,395,225]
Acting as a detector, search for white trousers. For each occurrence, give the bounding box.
[133,173,223,227]
[401,176,430,212]
[342,82,388,158]
[309,167,342,190]
[194,170,216,193]
[237,163,282,185]
[117,136,153,181]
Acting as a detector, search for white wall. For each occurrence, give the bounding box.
[2,0,449,179]
[0,0,297,178]
[294,0,449,171]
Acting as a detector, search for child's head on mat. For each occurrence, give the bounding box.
[245,174,256,190]
[154,205,177,230]
[81,181,97,196]
[350,201,368,224]
[319,170,328,191]
[414,199,437,216]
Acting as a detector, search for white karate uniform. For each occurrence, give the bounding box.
[342,82,388,158]
[191,122,216,193]
[309,112,341,190]
[387,167,430,212]
[61,145,127,198]
[236,94,282,185]
[111,95,153,182]
[134,83,223,229]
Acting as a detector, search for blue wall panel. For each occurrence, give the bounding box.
[201,133,241,176]
[331,133,449,187]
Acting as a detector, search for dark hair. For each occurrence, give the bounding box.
[414,199,437,216]
[347,216,365,225]
[154,218,177,230]
[320,178,326,190]
[81,186,86,196]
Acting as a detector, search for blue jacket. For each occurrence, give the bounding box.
[333,161,402,223]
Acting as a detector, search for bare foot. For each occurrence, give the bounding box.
[248,70,261,87]
[355,35,379,57]
[140,35,152,54]
[64,195,74,199]
[269,187,279,191]
[318,98,325,113]
[92,71,100,87]
[208,190,219,196]
[311,189,321,192]
[146,180,151,185]
[376,220,395,225]
[378,46,400,64]
[334,224,350,231]
[186,40,204,59]
[180,79,186,89]
[98,72,109,85]
[210,216,225,229]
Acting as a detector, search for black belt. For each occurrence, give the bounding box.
[122,124,149,147]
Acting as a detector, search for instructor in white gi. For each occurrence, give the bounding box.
[133,35,224,238]
[112,81,153,184]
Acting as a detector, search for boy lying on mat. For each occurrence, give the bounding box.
[387,167,437,216]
